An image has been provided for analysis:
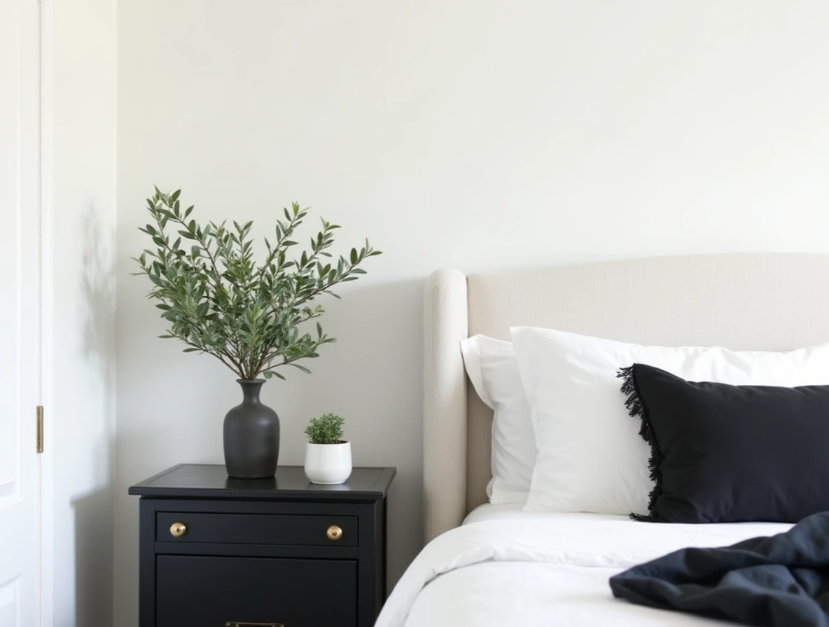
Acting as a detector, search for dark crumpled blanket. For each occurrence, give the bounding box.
[609,511,829,627]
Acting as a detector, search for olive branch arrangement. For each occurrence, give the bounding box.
[133,187,381,380]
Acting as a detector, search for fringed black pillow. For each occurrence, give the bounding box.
[618,363,829,524]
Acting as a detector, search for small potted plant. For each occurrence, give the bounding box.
[304,414,352,485]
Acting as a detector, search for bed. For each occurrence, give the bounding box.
[376,253,829,627]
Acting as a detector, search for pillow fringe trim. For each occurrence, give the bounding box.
[617,365,662,522]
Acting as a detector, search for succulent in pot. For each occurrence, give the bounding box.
[133,187,380,479]
[304,414,352,485]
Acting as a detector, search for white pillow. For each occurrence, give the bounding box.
[511,326,829,515]
[460,335,536,504]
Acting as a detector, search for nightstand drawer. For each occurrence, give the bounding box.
[156,555,357,627]
[157,512,358,547]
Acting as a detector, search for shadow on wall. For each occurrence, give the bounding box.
[72,487,113,627]
[72,208,116,627]
[82,207,117,396]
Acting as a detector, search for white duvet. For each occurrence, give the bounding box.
[377,509,791,627]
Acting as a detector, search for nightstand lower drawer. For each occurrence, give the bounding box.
[156,555,357,627]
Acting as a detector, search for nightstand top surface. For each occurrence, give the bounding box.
[129,464,396,501]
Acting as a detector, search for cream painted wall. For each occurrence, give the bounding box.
[114,1,829,624]
[47,0,117,624]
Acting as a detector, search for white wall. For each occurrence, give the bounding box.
[114,1,829,624]
[46,0,117,624]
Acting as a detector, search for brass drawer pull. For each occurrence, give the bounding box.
[226,623,284,627]
[327,525,343,541]
[169,521,187,538]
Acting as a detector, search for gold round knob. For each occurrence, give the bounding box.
[327,525,343,541]
[170,522,187,538]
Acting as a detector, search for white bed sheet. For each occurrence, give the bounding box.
[463,502,550,524]
[378,506,792,627]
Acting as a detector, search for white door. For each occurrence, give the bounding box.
[0,0,42,625]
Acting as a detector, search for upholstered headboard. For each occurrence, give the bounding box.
[423,254,829,542]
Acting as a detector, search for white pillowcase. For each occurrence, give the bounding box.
[460,335,536,504]
[511,326,829,515]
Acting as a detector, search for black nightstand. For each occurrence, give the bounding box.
[129,463,396,627]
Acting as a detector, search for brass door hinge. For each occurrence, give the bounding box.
[36,406,44,454]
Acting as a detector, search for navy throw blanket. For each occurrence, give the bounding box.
[609,511,829,627]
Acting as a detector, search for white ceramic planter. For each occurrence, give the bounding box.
[304,441,352,485]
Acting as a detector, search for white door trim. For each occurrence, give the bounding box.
[0,0,48,622]
[37,0,54,623]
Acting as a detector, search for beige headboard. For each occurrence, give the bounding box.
[423,253,829,542]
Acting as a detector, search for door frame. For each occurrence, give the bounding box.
[36,0,54,624]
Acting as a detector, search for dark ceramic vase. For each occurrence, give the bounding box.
[223,379,280,479]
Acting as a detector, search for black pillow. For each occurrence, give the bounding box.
[618,363,829,524]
